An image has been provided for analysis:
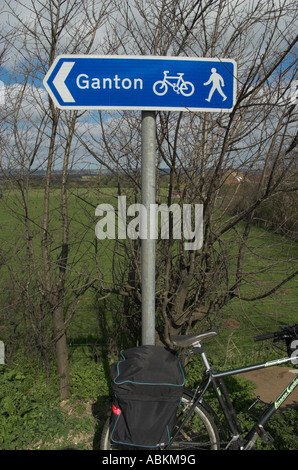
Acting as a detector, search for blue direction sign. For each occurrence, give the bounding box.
[43,55,237,112]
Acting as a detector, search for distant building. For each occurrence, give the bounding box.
[223,170,244,184]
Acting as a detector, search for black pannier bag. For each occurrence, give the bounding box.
[110,345,185,448]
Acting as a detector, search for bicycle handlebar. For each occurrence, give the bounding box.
[254,324,298,342]
[254,332,277,342]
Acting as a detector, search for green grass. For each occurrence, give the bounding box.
[0,184,297,450]
[0,185,297,362]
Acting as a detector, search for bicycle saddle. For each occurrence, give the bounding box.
[171,331,218,347]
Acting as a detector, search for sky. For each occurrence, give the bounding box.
[0,0,297,171]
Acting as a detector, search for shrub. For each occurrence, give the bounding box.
[0,358,111,450]
[0,364,61,449]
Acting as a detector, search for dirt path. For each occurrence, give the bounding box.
[239,366,298,409]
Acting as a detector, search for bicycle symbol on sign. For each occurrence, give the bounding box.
[153,71,195,97]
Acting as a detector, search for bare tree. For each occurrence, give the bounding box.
[1,0,116,398]
[83,0,297,345]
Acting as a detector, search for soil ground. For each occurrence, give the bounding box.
[239,366,298,409]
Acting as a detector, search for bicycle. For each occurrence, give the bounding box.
[100,324,298,450]
[153,71,195,97]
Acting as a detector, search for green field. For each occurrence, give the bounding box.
[0,185,297,364]
[0,185,297,450]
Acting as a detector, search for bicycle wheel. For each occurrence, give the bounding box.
[100,417,122,450]
[153,81,168,96]
[100,417,143,450]
[169,395,220,450]
[180,81,195,96]
[100,395,220,450]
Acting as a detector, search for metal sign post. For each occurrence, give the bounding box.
[141,111,156,345]
[0,341,5,364]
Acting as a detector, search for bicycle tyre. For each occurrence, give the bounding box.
[153,81,168,96]
[168,395,220,450]
[100,416,113,450]
[100,394,220,450]
[100,417,148,451]
[180,81,195,97]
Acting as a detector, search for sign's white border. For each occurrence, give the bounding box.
[43,55,237,112]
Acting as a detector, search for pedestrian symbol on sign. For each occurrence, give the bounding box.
[204,68,227,102]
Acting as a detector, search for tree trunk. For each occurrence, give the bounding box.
[52,304,70,399]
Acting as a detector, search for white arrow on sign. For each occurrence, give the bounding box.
[52,61,75,103]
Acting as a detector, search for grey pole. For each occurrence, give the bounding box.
[0,341,4,364]
[141,110,156,345]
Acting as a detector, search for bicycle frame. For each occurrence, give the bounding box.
[181,346,298,449]
[162,72,185,90]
